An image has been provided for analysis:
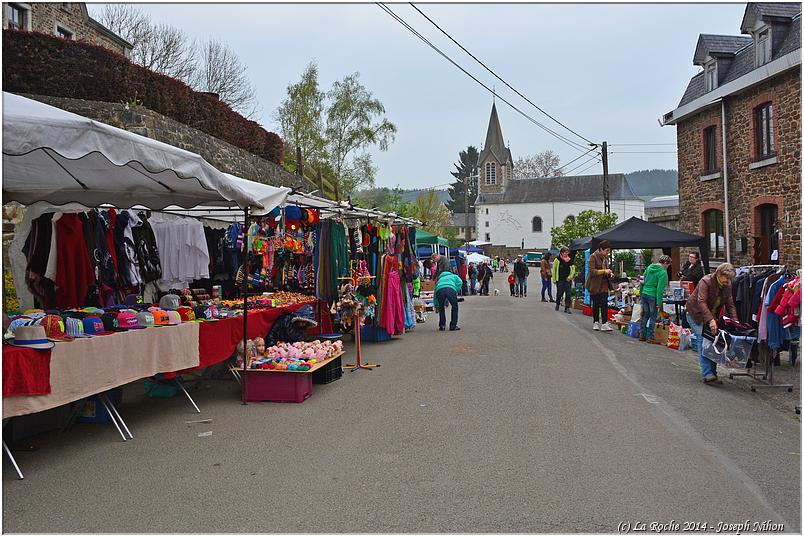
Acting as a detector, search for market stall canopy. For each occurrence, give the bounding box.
[2,92,265,210]
[570,217,710,271]
[458,246,485,253]
[416,229,449,247]
[466,252,491,264]
[468,240,491,247]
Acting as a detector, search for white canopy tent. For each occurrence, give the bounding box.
[2,92,266,211]
[466,252,491,264]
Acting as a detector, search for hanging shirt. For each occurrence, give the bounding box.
[44,212,63,282]
[55,214,95,309]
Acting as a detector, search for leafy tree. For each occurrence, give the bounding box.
[550,209,618,274]
[324,73,396,200]
[640,248,654,269]
[613,250,636,276]
[513,150,564,179]
[274,61,326,174]
[447,145,479,214]
[413,190,450,235]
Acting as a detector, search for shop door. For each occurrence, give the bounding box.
[756,204,779,264]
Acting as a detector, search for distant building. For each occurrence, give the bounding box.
[447,212,476,242]
[3,2,132,56]
[662,3,801,267]
[645,195,681,267]
[474,103,645,251]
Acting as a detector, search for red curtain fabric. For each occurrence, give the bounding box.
[3,346,52,397]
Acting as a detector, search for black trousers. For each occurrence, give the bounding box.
[555,280,572,309]
[591,293,608,323]
[436,287,459,329]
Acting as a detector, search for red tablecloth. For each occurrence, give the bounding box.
[3,345,52,397]
[182,300,332,373]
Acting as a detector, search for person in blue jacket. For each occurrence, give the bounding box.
[434,270,463,331]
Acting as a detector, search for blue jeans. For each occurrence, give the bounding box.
[687,313,717,379]
[516,276,527,296]
[436,287,459,329]
[469,277,477,295]
[640,296,658,340]
[541,277,553,300]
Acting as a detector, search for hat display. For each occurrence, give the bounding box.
[117,311,146,330]
[152,309,170,326]
[177,306,196,322]
[10,325,55,350]
[64,316,92,338]
[136,311,157,328]
[101,312,127,332]
[124,294,143,307]
[82,317,114,336]
[39,314,74,342]
[166,310,182,326]
[158,294,181,310]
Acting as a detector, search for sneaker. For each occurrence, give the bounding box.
[449,326,461,331]
[600,323,614,332]
[438,326,445,331]
[639,336,647,342]
[703,374,720,384]
[564,309,572,314]
[549,299,555,303]
[541,298,547,302]
[593,322,600,331]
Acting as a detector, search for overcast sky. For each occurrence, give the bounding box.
[91,2,748,190]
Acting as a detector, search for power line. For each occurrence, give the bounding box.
[376,3,591,154]
[573,160,602,176]
[611,151,677,154]
[547,147,599,176]
[408,2,595,148]
[609,143,676,146]
[562,154,602,176]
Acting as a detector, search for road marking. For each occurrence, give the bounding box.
[635,393,661,404]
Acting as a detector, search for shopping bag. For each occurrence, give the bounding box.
[724,335,756,367]
[678,329,692,351]
[631,302,643,323]
[701,329,730,364]
[626,321,641,338]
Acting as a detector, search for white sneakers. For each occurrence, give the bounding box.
[593,322,600,331]
[592,322,613,332]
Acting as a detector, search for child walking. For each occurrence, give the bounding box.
[508,272,516,296]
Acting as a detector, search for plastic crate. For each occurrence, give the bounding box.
[360,325,391,342]
[78,389,122,424]
[312,355,342,385]
[243,370,312,403]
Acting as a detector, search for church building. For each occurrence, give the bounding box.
[474,103,645,250]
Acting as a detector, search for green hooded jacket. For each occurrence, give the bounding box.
[641,263,668,306]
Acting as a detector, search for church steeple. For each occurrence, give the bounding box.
[478,102,513,195]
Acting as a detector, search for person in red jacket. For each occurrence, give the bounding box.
[507,272,516,296]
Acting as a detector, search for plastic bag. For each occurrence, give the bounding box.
[631,302,643,323]
[724,335,756,367]
[678,329,692,351]
[701,330,730,364]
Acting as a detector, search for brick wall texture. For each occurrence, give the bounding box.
[676,67,801,269]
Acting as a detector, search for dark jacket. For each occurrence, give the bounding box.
[685,273,738,325]
[433,256,450,280]
[680,261,704,286]
[513,260,529,278]
[585,249,610,295]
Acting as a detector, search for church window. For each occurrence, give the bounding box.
[485,162,496,185]
[485,221,489,227]
[532,217,542,233]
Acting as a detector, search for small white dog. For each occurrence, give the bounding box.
[493,288,500,296]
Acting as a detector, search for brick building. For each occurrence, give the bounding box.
[3,2,131,55]
[662,3,801,269]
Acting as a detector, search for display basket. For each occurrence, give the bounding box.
[311,355,343,385]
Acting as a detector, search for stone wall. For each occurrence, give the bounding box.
[22,94,307,191]
[676,67,801,269]
[4,3,129,55]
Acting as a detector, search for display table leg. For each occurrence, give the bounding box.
[175,379,202,413]
[101,393,133,440]
[344,315,379,371]
[3,440,23,480]
[98,395,128,442]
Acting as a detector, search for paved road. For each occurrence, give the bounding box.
[3,294,800,532]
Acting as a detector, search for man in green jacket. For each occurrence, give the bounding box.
[639,255,671,342]
[434,270,463,331]
[552,247,576,313]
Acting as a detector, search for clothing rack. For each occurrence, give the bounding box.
[729,263,796,393]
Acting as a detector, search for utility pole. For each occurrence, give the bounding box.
[601,141,610,214]
[296,146,303,177]
[465,172,479,244]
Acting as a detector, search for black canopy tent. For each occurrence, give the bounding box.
[570,217,710,273]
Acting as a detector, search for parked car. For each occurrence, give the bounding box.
[524,252,543,266]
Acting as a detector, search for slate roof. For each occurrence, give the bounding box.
[742,2,802,31]
[478,103,512,165]
[693,34,753,65]
[677,4,801,107]
[475,174,639,205]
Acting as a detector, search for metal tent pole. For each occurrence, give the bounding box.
[241,206,250,405]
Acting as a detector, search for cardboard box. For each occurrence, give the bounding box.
[572,298,584,310]
[420,280,435,292]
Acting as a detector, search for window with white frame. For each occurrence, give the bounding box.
[55,23,74,39]
[704,61,718,92]
[754,102,775,160]
[7,3,29,30]
[756,28,771,66]
[484,162,496,185]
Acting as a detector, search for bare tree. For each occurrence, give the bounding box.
[95,5,196,84]
[194,38,260,119]
[513,150,564,179]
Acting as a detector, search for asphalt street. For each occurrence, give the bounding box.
[3,290,800,533]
